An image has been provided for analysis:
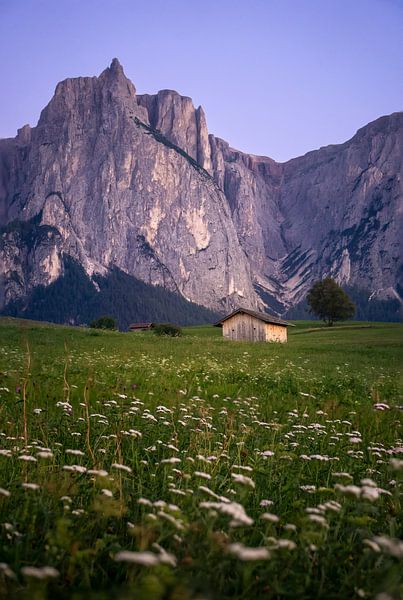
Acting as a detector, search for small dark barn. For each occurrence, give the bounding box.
[129,322,155,331]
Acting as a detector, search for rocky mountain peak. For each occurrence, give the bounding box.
[109,57,124,74]
[137,89,212,172]
[99,57,136,95]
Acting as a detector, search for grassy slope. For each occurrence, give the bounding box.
[0,318,402,599]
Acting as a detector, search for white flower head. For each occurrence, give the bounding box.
[227,543,270,561]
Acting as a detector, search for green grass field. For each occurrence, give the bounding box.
[0,317,402,599]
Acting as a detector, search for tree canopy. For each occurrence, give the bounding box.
[90,316,117,330]
[153,323,182,337]
[307,278,355,326]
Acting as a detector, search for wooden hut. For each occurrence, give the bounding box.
[215,308,291,343]
[129,322,155,331]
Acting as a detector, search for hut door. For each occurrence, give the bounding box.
[258,322,265,341]
[230,325,236,340]
[252,321,265,341]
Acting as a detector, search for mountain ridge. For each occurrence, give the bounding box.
[0,59,401,320]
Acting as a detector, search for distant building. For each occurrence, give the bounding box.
[215,308,291,343]
[129,322,155,331]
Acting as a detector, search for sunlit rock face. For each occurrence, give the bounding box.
[0,59,256,312]
[0,59,401,314]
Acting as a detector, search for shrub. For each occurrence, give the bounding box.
[153,323,182,337]
[90,315,117,330]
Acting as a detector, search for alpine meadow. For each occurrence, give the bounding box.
[0,318,402,599]
[1,1,402,599]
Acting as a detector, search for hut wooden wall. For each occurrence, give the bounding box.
[265,322,287,343]
[222,313,287,342]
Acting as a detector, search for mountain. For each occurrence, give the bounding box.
[1,59,402,322]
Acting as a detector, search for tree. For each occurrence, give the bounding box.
[307,278,355,326]
[90,315,117,330]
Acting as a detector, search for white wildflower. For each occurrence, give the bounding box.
[306,508,323,515]
[194,471,211,480]
[0,562,16,579]
[157,511,185,530]
[63,465,87,473]
[273,539,297,550]
[21,566,59,579]
[372,536,403,559]
[161,457,181,465]
[65,449,85,456]
[138,497,153,506]
[18,455,37,462]
[152,543,177,567]
[198,486,230,503]
[334,484,361,498]
[36,451,53,459]
[231,473,255,489]
[260,450,275,458]
[310,454,330,462]
[363,539,381,552]
[373,403,390,410]
[227,543,270,561]
[21,483,40,490]
[87,469,108,477]
[390,458,403,470]
[300,485,316,493]
[129,429,142,437]
[261,513,280,523]
[308,514,328,528]
[114,551,159,566]
[332,472,353,480]
[111,463,132,473]
[260,499,274,507]
[317,500,342,513]
[199,501,253,527]
[169,488,186,496]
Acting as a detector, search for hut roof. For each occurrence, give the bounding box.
[129,322,155,329]
[215,308,292,327]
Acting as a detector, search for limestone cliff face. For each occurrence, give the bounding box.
[0,59,256,312]
[0,59,401,315]
[277,114,402,305]
[207,113,402,310]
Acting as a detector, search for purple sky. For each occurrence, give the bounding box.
[0,0,402,162]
